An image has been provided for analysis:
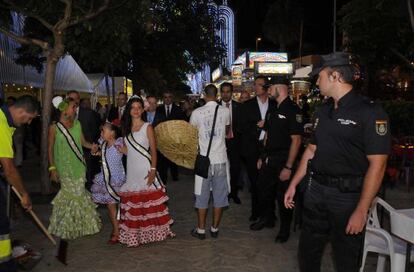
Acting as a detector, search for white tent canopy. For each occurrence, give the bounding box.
[87,73,113,96]
[0,30,93,93]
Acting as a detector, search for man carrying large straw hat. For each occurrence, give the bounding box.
[190,84,231,240]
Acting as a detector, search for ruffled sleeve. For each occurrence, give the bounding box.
[115,137,124,148]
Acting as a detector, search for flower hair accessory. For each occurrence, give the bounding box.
[52,96,69,112]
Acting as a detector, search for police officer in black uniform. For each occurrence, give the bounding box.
[250,76,303,244]
[284,52,390,272]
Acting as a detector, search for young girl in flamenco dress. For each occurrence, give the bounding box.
[91,122,126,244]
[48,97,101,239]
[117,96,174,247]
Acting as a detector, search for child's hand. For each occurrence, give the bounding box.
[91,143,99,154]
[117,145,127,155]
[146,169,156,186]
[92,151,102,156]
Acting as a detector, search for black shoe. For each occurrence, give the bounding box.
[191,229,206,240]
[249,215,259,222]
[275,234,289,244]
[233,196,241,204]
[250,221,265,231]
[210,230,219,238]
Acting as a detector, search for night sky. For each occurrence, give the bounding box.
[225,0,351,58]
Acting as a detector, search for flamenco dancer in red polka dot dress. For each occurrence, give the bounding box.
[118,96,174,247]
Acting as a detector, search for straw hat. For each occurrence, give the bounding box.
[155,120,198,169]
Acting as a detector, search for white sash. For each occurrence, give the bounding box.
[126,133,164,189]
[101,142,120,202]
[56,122,86,166]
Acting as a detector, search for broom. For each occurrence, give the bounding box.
[11,186,68,265]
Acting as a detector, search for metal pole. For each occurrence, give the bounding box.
[333,0,337,52]
[299,20,304,67]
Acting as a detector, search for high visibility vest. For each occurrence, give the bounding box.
[0,233,11,263]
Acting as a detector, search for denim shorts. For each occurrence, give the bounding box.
[195,163,229,209]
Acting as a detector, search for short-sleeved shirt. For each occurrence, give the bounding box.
[310,90,391,176]
[263,97,303,156]
[190,101,230,164]
[0,107,15,158]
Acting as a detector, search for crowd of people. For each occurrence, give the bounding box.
[0,52,392,272]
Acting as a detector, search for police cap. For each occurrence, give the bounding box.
[308,52,351,77]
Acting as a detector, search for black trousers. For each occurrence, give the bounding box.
[0,180,16,272]
[299,178,363,272]
[242,155,259,217]
[226,138,241,198]
[257,156,293,235]
[158,151,178,183]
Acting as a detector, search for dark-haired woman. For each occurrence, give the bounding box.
[118,96,174,247]
[91,122,126,244]
[48,97,101,239]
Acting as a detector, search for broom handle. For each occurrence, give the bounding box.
[11,186,57,245]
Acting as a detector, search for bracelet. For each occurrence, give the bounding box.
[284,165,292,171]
[150,167,156,171]
[48,166,56,171]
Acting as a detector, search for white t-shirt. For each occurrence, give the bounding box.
[190,101,230,164]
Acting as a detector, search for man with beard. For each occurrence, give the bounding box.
[250,76,303,244]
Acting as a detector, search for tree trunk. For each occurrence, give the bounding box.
[40,56,58,194]
[40,33,65,194]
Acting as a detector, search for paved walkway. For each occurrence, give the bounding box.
[8,156,414,272]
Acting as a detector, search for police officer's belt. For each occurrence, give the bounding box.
[312,173,364,192]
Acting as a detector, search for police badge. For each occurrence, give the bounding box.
[375,120,387,136]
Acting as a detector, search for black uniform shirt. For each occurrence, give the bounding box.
[263,97,304,155]
[310,90,391,177]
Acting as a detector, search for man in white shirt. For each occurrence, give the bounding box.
[190,84,231,240]
[239,75,276,222]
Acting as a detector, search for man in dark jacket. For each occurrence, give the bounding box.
[155,91,185,182]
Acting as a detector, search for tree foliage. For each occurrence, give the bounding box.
[339,0,414,95]
[2,0,225,97]
[130,0,226,96]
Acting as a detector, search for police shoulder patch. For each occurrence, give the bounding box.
[296,114,303,123]
[375,120,387,136]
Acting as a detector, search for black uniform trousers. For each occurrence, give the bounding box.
[299,178,363,272]
[226,138,241,198]
[158,151,178,183]
[257,155,293,235]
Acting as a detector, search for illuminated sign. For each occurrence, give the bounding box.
[255,62,294,75]
[248,52,288,68]
[231,65,243,86]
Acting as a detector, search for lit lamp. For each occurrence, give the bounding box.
[256,37,261,52]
